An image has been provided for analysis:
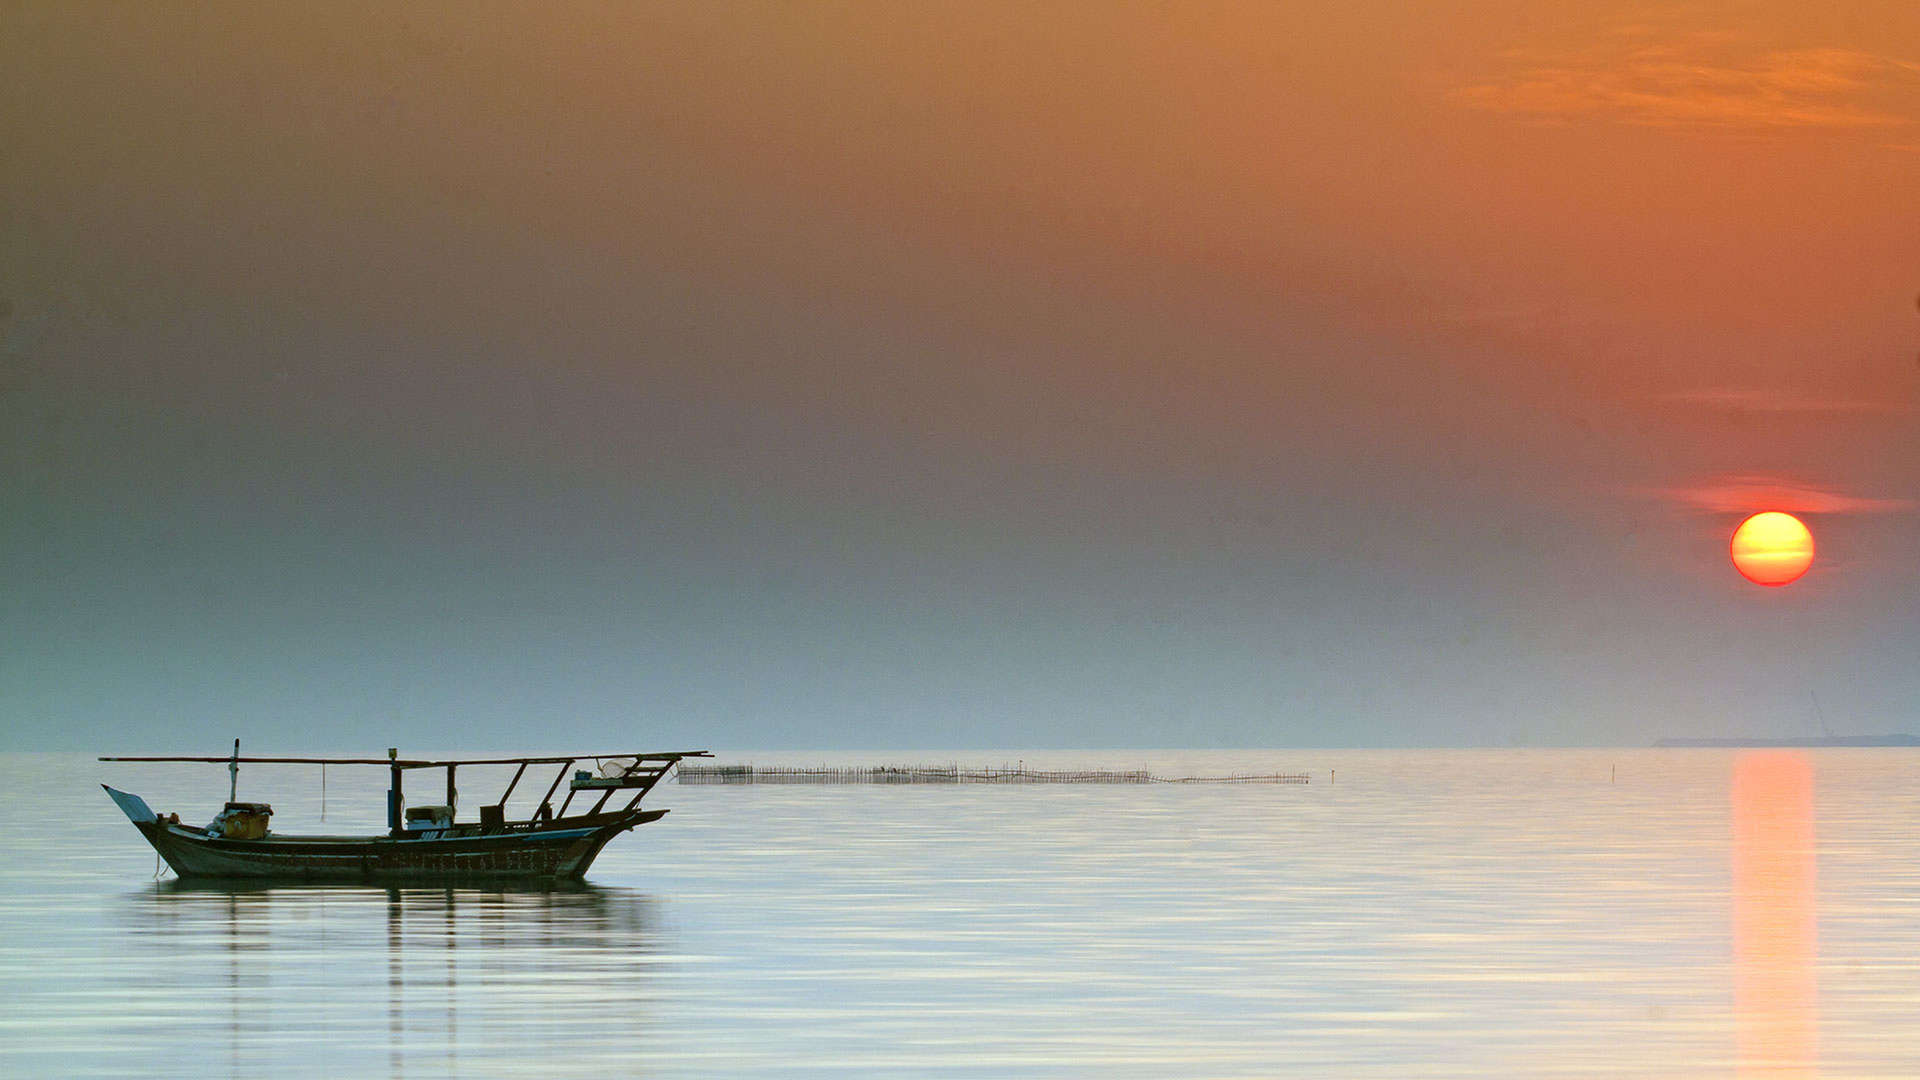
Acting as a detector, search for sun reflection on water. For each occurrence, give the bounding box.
[1732,751,1818,1077]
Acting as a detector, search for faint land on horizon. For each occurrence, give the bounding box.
[1654,734,1920,748]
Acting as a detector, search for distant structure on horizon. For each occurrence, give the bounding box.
[1654,734,1920,748]
[677,762,1312,784]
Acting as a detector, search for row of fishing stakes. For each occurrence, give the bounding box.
[676,763,1312,784]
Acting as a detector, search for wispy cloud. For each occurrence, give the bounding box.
[1455,28,1920,132]
[1659,388,1912,415]
[1648,474,1914,515]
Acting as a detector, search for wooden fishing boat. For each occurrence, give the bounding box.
[101,744,710,881]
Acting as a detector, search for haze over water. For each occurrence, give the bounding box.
[7,749,1918,1078]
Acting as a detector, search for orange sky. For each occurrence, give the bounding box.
[3,3,1918,746]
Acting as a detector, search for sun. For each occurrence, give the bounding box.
[1730,512,1813,587]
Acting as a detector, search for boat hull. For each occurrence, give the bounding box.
[124,811,666,882]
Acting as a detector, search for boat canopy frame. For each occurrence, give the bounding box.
[101,749,713,836]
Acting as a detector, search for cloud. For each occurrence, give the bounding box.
[1648,474,1915,515]
[1454,29,1920,132]
[1658,388,1912,415]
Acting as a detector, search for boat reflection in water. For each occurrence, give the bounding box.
[135,881,659,1077]
[1731,751,1818,1078]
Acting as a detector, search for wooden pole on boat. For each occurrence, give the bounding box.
[499,762,528,805]
[534,760,572,821]
[388,747,403,837]
[229,739,239,803]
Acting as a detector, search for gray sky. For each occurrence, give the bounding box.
[5,3,1919,751]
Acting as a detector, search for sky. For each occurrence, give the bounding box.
[4,2,1919,751]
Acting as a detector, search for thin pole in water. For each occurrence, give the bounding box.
[321,763,327,821]
[229,738,239,803]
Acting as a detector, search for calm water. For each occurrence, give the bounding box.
[3,749,1917,1078]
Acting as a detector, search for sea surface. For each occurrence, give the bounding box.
[3,749,1917,1078]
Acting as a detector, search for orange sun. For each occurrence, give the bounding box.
[1730,512,1813,587]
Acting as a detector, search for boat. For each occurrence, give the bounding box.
[100,743,710,881]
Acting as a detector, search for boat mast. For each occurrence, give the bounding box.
[388,747,403,838]
[228,739,239,803]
